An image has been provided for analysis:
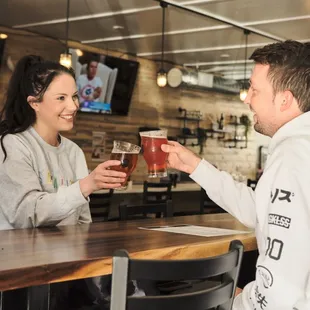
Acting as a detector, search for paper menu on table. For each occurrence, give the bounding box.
[138,224,252,237]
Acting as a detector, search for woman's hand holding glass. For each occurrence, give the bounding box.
[79,160,126,197]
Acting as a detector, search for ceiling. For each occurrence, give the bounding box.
[1,0,310,80]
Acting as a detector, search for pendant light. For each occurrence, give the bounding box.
[240,29,250,101]
[59,0,72,68]
[157,1,168,88]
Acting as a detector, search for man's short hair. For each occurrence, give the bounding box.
[250,40,310,112]
[86,56,100,70]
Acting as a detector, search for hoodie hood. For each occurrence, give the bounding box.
[268,111,310,155]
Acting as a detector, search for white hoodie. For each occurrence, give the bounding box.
[190,112,310,310]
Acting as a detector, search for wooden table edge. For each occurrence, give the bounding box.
[0,232,256,291]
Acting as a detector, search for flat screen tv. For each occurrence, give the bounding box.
[70,49,139,116]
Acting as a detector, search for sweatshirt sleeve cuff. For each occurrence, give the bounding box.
[63,181,88,207]
[189,159,220,187]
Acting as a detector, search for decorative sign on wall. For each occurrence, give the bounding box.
[92,131,106,162]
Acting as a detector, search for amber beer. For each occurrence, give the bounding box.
[110,141,141,190]
[139,130,168,178]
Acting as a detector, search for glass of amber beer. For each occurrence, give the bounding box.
[109,140,141,190]
[139,130,168,178]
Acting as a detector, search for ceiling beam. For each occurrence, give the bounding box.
[184,59,254,67]
[137,42,268,57]
[13,6,157,28]
[82,14,310,44]
[12,0,218,28]
[81,25,230,44]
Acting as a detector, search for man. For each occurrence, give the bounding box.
[162,40,310,309]
[77,60,103,104]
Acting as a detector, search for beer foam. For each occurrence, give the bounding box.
[111,150,140,154]
[112,140,141,154]
[139,130,167,138]
[141,136,167,139]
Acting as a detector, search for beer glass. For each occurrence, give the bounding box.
[139,130,168,178]
[109,140,141,190]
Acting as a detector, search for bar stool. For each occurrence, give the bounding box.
[200,188,226,214]
[89,189,114,222]
[142,181,172,204]
[119,200,173,221]
[110,240,244,310]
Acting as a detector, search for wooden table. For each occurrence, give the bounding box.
[0,214,256,292]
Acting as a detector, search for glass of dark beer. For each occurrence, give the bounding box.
[139,130,168,178]
[109,140,141,190]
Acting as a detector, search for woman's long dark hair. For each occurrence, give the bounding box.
[0,55,75,161]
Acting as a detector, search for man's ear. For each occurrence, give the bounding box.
[279,90,294,112]
[27,96,40,112]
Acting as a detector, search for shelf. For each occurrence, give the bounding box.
[176,108,204,154]
[177,134,199,139]
[176,117,202,121]
[205,129,230,134]
[223,138,247,143]
[227,122,246,126]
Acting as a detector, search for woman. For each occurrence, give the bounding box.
[0,55,126,309]
[0,55,125,230]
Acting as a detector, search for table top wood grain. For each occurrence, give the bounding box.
[0,214,256,291]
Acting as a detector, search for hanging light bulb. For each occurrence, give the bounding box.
[59,52,72,68]
[157,69,167,87]
[157,2,168,88]
[0,33,8,39]
[240,88,248,101]
[76,49,83,57]
[59,0,72,68]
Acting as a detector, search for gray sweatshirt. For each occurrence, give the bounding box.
[0,127,92,230]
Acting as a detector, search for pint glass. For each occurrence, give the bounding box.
[109,140,141,190]
[139,130,168,178]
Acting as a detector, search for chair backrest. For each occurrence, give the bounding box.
[119,200,173,221]
[143,181,172,204]
[247,179,257,191]
[110,240,244,310]
[200,188,225,214]
[89,189,114,222]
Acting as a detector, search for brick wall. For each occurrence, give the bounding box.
[0,27,258,181]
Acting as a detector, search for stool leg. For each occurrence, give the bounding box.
[27,284,50,310]
[1,288,28,310]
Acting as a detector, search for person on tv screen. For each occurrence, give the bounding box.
[76,60,103,104]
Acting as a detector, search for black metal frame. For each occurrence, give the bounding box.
[155,0,280,42]
[119,200,173,220]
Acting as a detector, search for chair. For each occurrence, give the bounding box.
[247,179,257,191]
[143,181,172,204]
[89,189,114,222]
[200,188,226,214]
[119,200,173,221]
[110,240,244,310]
